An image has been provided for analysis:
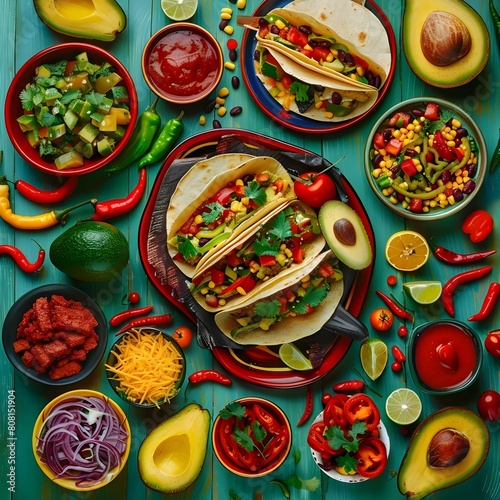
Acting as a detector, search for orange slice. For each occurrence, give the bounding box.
[385,230,429,271]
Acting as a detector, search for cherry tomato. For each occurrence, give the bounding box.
[321,393,333,408]
[397,325,409,338]
[369,308,394,331]
[172,326,194,348]
[293,172,337,208]
[391,361,402,372]
[485,330,500,358]
[387,275,397,286]
[128,291,140,304]
[477,390,500,421]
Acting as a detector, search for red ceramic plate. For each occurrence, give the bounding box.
[241,0,396,134]
[138,129,374,388]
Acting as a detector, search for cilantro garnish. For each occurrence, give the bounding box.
[219,401,246,420]
[19,85,44,111]
[253,237,280,257]
[233,427,257,451]
[290,81,310,102]
[423,108,453,135]
[244,180,267,206]
[265,211,293,241]
[286,475,321,492]
[201,202,224,224]
[291,284,328,315]
[176,236,199,260]
[38,140,59,157]
[41,60,67,76]
[254,300,281,319]
[38,111,60,127]
[335,453,359,474]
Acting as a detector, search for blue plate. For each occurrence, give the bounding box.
[241,0,397,134]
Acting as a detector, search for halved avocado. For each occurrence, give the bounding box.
[398,407,489,500]
[33,0,127,42]
[402,0,489,88]
[138,403,211,494]
[318,200,373,271]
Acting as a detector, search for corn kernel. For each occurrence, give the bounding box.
[221,7,233,14]
[389,196,399,205]
[456,176,463,184]
[314,101,323,110]
[379,160,386,169]
[200,287,209,295]
[194,215,204,224]
[223,26,234,36]
[325,52,334,63]
[208,281,215,289]
[356,65,365,77]
[276,253,287,266]
[230,200,241,212]
[422,206,430,213]
[324,111,334,119]
[218,87,230,98]
[219,299,227,306]
[215,97,225,106]
[452,118,461,128]
[199,115,206,126]
[285,248,293,258]
[235,178,244,186]
[275,19,286,30]
[241,197,249,206]
[304,44,313,51]
[393,129,401,138]
[407,130,415,140]
[221,12,232,20]
[224,60,236,70]
[217,106,227,117]
[236,286,247,296]
[446,140,455,147]
[407,123,415,131]
[372,168,382,178]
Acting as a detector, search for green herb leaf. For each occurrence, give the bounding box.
[266,211,293,241]
[286,475,321,492]
[423,108,453,135]
[326,425,359,453]
[336,453,359,474]
[349,420,368,438]
[229,490,241,500]
[219,401,246,420]
[233,426,255,451]
[253,237,280,257]
[60,89,81,105]
[244,180,267,206]
[290,81,310,102]
[19,86,44,111]
[38,140,59,157]
[251,420,267,443]
[201,202,224,224]
[40,60,67,76]
[291,284,328,315]
[293,448,302,465]
[254,300,281,319]
[86,91,104,106]
[177,236,199,260]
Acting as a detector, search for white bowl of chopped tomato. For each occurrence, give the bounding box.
[212,396,292,477]
[364,98,486,220]
[308,393,390,482]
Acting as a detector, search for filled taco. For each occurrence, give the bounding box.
[190,200,325,313]
[167,155,296,277]
[255,44,378,122]
[255,6,387,89]
[214,251,343,345]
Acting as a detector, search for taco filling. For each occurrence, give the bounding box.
[228,257,342,338]
[169,170,290,267]
[191,203,322,310]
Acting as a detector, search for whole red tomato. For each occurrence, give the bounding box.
[477,390,500,421]
[369,308,394,331]
[485,330,500,358]
[293,172,337,208]
[172,326,194,348]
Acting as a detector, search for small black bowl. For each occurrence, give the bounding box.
[2,284,107,385]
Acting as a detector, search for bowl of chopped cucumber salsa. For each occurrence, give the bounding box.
[364,97,486,220]
[5,42,138,176]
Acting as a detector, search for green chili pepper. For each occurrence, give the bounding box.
[490,0,500,48]
[392,180,447,200]
[489,129,500,173]
[138,111,184,167]
[102,97,162,173]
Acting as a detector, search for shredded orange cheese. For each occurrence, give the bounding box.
[105,328,184,408]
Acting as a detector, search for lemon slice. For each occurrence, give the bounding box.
[360,338,388,381]
[161,0,198,21]
[385,388,422,425]
[403,280,442,304]
[278,343,313,371]
[385,230,429,272]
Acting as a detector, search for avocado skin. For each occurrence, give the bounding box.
[33,0,127,41]
[397,406,489,500]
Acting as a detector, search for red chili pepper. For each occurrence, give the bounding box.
[263,426,289,462]
[375,290,413,321]
[109,305,154,327]
[433,245,496,264]
[116,313,172,335]
[462,209,494,243]
[323,394,349,428]
[253,403,282,434]
[307,421,339,459]
[391,345,406,363]
[343,393,380,432]
[321,393,333,408]
[441,266,492,317]
[468,282,500,321]
[332,380,365,393]
[297,385,313,427]
[14,176,78,203]
[92,168,147,221]
[0,241,45,272]
[188,369,232,386]
[354,436,387,478]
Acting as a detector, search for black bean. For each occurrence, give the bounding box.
[406,149,418,158]
[230,106,242,116]
[213,119,222,129]
[383,129,393,141]
[372,75,382,88]
[204,99,217,113]
[298,25,312,35]
[231,76,240,89]
[441,170,452,184]
[411,108,425,117]
[242,174,254,184]
[254,49,260,62]
[229,49,238,62]
[219,20,229,31]
[337,50,346,62]
[467,163,477,178]
[463,179,476,194]
[258,18,269,28]
[331,92,342,105]
[456,127,468,139]
[372,153,383,169]
[270,25,280,35]
[453,188,464,202]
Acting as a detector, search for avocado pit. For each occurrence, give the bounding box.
[333,218,356,246]
[420,11,471,66]
[427,428,470,468]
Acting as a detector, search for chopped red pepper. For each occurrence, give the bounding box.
[433,130,457,161]
[462,209,494,243]
[287,26,308,47]
[323,394,349,428]
[219,274,255,297]
[343,393,380,431]
[354,437,387,478]
[373,132,387,150]
[423,102,440,121]
[307,421,338,459]
[253,403,281,434]
[259,254,277,267]
[388,111,411,128]
[400,158,418,177]
[385,138,403,156]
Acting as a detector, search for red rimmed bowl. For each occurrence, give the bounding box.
[212,396,292,477]
[142,23,223,104]
[4,42,138,176]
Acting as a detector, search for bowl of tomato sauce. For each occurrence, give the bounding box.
[212,396,292,477]
[408,320,483,395]
[142,23,224,105]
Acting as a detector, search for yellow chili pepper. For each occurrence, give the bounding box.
[0,177,95,230]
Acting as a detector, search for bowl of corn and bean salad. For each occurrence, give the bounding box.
[364,98,486,220]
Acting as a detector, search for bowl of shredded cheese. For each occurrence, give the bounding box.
[105,327,186,408]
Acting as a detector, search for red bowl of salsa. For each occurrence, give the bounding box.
[408,320,483,395]
[142,23,223,105]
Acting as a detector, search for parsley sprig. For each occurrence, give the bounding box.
[201,202,224,224]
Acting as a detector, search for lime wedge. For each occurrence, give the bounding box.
[161,0,198,21]
[360,338,388,381]
[278,343,313,371]
[403,280,442,304]
[385,388,422,425]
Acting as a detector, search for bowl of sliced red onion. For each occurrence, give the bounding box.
[32,389,131,491]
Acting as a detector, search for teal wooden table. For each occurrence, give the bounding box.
[1,1,499,499]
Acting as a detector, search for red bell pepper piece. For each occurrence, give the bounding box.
[343,393,380,431]
[259,254,277,267]
[226,249,244,267]
[214,186,237,205]
[433,130,457,161]
[354,437,387,478]
[219,274,255,297]
[311,46,331,62]
[400,158,418,177]
[307,421,338,459]
[462,209,494,243]
[409,198,423,213]
[253,403,282,435]
[388,111,411,128]
[373,132,387,150]
[210,268,226,286]
[323,394,349,428]
[287,26,308,47]
[385,138,403,156]
[423,102,440,121]
[291,238,305,263]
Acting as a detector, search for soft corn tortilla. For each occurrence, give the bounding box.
[256,45,378,122]
[215,251,344,345]
[167,155,296,277]
[191,200,325,313]
[257,1,390,89]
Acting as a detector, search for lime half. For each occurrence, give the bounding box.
[403,280,442,304]
[360,338,388,381]
[385,388,422,425]
[279,343,313,371]
[161,0,198,21]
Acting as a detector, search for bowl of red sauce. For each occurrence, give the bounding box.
[408,320,483,395]
[142,23,223,104]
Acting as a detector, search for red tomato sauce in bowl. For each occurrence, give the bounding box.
[142,23,223,104]
[409,320,482,394]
